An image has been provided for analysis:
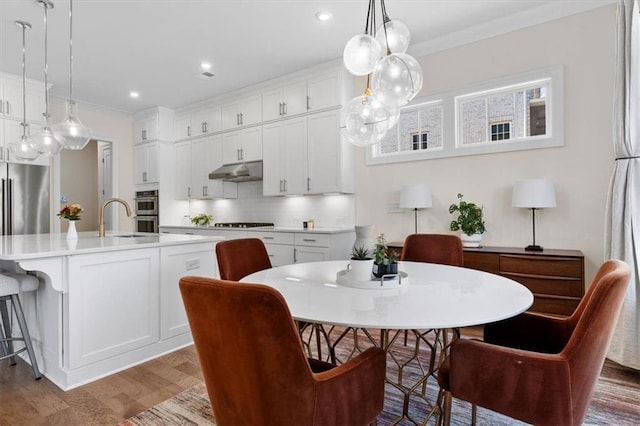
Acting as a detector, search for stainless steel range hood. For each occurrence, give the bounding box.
[208,161,263,182]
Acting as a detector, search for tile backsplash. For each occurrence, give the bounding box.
[177,181,355,228]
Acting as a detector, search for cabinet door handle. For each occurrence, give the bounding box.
[142,129,147,140]
[203,186,208,197]
[283,179,287,192]
[187,126,191,137]
[240,148,244,160]
[307,177,311,191]
[240,112,244,125]
[0,99,4,114]
[303,238,316,242]
[306,96,310,111]
[236,113,240,126]
[202,122,206,133]
[283,102,287,115]
[187,187,191,198]
[279,179,283,192]
[5,101,9,116]
[294,248,297,263]
[142,172,147,182]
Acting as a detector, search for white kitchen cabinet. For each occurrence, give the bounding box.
[67,248,160,368]
[174,136,237,200]
[307,109,354,194]
[307,69,344,112]
[0,73,45,122]
[175,106,223,141]
[263,117,307,196]
[222,126,262,164]
[134,141,159,184]
[160,243,217,339]
[262,80,307,122]
[249,231,295,267]
[222,93,262,130]
[133,106,173,144]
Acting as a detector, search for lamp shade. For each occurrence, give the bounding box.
[512,179,556,208]
[399,184,432,209]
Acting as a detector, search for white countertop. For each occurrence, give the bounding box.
[0,232,222,261]
[159,225,355,234]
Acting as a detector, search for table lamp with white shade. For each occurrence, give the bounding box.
[399,184,432,234]
[512,179,556,251]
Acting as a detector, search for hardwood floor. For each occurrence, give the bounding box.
[0,346,203,425]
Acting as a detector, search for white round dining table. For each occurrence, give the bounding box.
[241,260,533,330]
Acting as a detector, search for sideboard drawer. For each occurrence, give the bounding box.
[464,251,500,274]
[501,274,584,298]
[500,255,583,278]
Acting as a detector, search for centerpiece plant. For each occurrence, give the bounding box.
[372,233,399,278]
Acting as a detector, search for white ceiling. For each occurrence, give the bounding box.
[0,0,614,114]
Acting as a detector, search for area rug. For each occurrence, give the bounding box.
[121,329,640,426]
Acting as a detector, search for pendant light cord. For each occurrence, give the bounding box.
[68,0,74,102]
[15,21,31,137]
[379,0,391,55]
[43,1,50,117]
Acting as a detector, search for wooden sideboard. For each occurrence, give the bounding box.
[388,243,585,317]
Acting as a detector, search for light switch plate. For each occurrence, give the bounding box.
[387,203,404,214]
[186,258,200,270]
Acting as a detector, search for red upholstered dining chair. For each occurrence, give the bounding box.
[437,259,630,426]
[180,276,387,426]
[400,234,464,266]
[215,238,272,281]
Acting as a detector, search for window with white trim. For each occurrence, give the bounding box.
[365,66,564,165]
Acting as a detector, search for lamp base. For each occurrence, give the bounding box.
[525,245,544,252]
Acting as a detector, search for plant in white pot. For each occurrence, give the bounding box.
[350,246,374,281]
[449,193,486,247]
[372,233,400,278]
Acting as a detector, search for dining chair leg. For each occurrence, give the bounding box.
[471,404,477,425]
[442,390,452,426]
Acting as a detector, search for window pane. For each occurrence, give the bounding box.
[461,99,487,145]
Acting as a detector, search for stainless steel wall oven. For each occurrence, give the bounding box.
[135,190,159,233]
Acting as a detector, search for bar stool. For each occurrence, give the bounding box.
[0,272,41,380]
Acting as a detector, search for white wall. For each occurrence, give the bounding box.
[50,98,135,232]
[355,5,617,283]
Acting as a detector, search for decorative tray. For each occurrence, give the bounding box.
[336,269,408,289]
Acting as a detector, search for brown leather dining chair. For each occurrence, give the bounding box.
[437,259,630,426]
[180,276,387,426]
[216,238,272,281]
[400,234,464,266]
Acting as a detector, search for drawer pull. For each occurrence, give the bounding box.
[262,236,274,240]
[502,272,581,281]
[303,239,316,242]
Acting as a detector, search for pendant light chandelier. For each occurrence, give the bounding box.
[29,0,63,156]
[9,21,40,161]
[342,0,423,147]
[53,0,92,150]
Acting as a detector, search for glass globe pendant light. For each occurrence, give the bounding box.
[343,0,382,76]
[8,21,39,161]
[52,0,92,150]
[29,0,63,157]
[342,82,399,148]
[375,1,410,55]
[371,52,423,107]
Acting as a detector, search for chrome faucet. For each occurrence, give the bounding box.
[98,198,132,237]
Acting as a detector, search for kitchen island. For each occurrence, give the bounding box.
[0,232,220,390]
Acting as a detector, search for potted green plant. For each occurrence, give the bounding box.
[449,193,486,247]
[191,214,213,226]
[349,246,374,281]
[372,233,400,278]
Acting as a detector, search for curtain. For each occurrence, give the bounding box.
[605,0,640,370]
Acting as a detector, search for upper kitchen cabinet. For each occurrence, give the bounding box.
[262,117,307,196]
[262,80,307,122]
[174,105,222,141]
[134,142,159,184]
[0,73,45,122]
[221,93,262,130]
[133,106,174,144]
[222,126,262,164]
[307,110,354,194]
[306,69,351,112]
[263,110,354,197]
[174,136,237,200]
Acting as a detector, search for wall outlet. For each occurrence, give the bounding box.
[186,258,200,270]
[387,203,404,214]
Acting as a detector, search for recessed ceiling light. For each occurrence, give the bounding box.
[200,62,212,71]
[129,91,139,99]
[315,11,332,22]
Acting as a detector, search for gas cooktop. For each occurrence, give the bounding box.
[213,222,275,228]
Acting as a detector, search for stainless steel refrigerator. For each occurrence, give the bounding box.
[1,163,49,235]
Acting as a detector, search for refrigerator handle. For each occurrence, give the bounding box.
[7,178,12,236]
[1,178,5,235]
